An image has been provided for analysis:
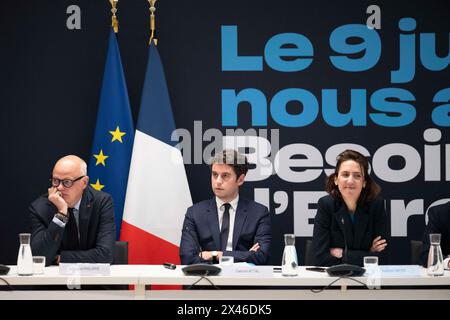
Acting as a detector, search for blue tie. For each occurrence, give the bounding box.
[220,203,231,252]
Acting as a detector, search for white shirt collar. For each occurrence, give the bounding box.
[215,194,239,211]
[72,198,81,211]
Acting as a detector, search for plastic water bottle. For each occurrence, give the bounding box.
[17,233,33,276]
[282,234,299,276]
[427,233,444,276]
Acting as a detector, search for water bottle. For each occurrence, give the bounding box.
[17,233,33,276]
[282,234,299,276]
[427,233,444,276]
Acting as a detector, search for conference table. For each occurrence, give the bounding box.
[0,265,449,300]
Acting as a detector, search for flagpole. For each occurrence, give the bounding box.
[110,0,119,33]
[148,0,157,45]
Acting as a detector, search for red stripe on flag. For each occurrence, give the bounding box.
[120,220,180,264]
[120,220,182,290]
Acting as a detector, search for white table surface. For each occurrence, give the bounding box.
[1,265,449,300]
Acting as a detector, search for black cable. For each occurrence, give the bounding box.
[311,276,344,293]
[0,277,13,291]
[344,276,369,287]
[311,273,370,293]
[186,271,220,290]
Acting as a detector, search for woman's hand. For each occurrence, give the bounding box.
[330,247,343,258]
[370,236,387,252]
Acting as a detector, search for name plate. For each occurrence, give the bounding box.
[378,265,421,277]
[59,263,111,276]
[220,264,273,277]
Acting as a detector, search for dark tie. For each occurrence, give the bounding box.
[65,208,80,250]
[220,203,231,252]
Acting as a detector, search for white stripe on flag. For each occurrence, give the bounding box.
[123,130,192,246]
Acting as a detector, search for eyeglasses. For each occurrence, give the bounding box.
[50,176,85,188]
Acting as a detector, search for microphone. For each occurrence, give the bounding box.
[341,217,348,263]
[0,264,10,275]
[184,225,204,264]
[182,225,221,276]
[326,215,365,277]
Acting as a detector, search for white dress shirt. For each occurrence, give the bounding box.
[52,199,81,241]
[216,195,239,252]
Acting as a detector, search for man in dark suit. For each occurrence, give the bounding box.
[30,155,115,265]
[179,150,271,265]
[421,201,450,269]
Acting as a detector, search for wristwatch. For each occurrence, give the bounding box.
[55,212,68,224]
[211,251,218,263]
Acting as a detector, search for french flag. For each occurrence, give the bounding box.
[120,40,192,271]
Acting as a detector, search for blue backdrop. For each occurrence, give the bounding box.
[0,0,449,265]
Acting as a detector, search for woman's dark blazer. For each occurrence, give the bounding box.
[312,194,388,267]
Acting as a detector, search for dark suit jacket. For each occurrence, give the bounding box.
[312,195,388,267]
[29,186,115,265]
[179,197,271,265]
[421,201,450,266]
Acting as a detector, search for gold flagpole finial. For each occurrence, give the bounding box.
[148,0,157,45]
[110,0,119,33]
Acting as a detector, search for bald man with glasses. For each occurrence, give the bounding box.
[29,155,115,265]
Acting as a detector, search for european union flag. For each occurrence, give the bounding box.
[88,29,134,239]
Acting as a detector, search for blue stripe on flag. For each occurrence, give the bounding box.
[136,42,177,147]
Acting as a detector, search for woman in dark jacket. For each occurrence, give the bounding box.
[312,149,388,266]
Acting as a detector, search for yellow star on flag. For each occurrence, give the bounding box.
[109,126,126,143]
[93,149,109,166]
[90,179,105,191]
